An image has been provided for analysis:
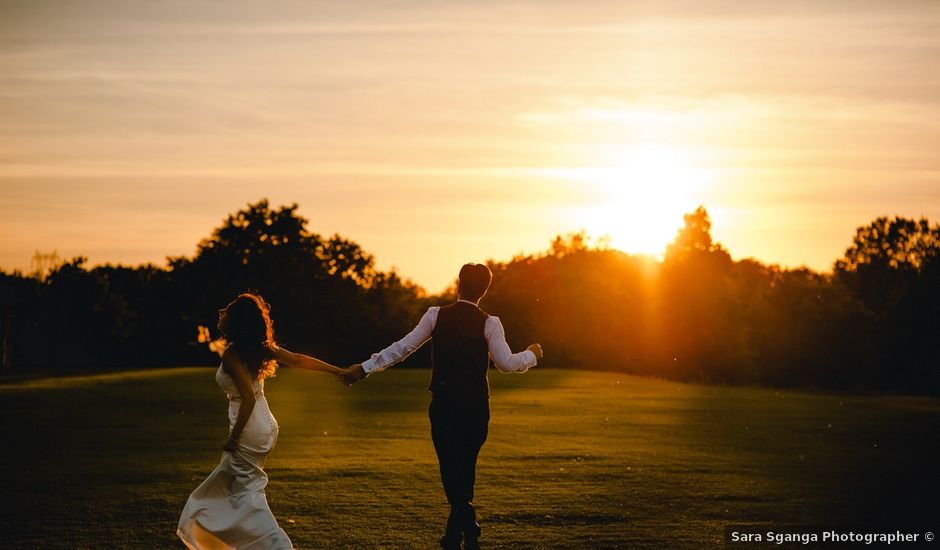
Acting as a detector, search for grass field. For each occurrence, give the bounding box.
[1,367,938,549]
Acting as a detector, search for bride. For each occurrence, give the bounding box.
[178,293,345,550]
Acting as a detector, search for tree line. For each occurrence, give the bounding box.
[0,199,936,394]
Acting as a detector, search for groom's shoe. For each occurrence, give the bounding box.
[462,513,482,550]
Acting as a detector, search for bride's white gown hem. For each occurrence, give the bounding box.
[177,365,293,550]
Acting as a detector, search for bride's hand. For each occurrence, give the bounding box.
[222,437,239,453]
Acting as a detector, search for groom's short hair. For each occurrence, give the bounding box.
[458,263,492,302]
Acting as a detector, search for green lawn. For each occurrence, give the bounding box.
[1,367,937,549]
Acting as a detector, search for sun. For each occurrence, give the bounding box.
[575,145,713,256]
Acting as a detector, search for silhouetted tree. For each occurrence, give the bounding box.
[835,216,940,392]
[26,258,134,367]
[657,207,740,381]
[1,199,426,369]
[1,200,935,394]
[665,206,726,261]
[165,199,426,365]
[482,207,934,393]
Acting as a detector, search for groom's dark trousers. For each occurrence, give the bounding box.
[430,396,488,541]
[428,301,493,543]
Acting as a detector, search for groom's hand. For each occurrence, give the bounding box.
[527,343,544,360]
[341,364,367,385]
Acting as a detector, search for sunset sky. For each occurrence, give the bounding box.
[1,0,938,292]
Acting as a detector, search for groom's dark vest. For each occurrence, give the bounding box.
[429,301,490,401]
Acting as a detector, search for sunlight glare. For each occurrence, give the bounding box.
[575,145,713,256]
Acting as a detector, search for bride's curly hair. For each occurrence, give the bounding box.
[217,293,278,380]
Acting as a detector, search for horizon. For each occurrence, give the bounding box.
[1,192,933,291]
[2,0,939,292]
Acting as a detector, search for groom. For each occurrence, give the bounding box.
[342,262,543,549]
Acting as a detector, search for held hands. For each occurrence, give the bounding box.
[338,363,367,386]
[527,343,544,360]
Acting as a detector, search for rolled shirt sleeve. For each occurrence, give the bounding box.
[361,307,439,374]
[485,316,538,373]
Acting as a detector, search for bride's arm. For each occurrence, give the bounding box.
[272,346,343,376]
[222,348,257,452]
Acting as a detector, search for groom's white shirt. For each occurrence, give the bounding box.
[361,300,538,374]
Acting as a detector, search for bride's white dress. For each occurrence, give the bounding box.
[177,365,293,549]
